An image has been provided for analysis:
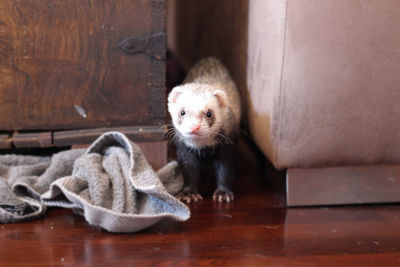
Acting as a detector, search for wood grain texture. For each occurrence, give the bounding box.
[0,134,12,149]
[1,138,400,266]
[53,125,167,146]
[137,140,167,170]
[12,131,52,148]
[0,0,166,130]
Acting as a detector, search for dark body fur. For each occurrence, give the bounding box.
[175,131,238,202]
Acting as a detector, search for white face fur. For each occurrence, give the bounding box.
[168,84,228,148]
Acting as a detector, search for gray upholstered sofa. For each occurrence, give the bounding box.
[168,0,400,206]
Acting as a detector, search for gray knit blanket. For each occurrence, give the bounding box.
[0,131,190,232]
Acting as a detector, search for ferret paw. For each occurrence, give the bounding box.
[176,192,203,204]
[213,189,234,203]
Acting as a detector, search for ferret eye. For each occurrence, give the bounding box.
[206,111,213,118]
[180,110,186,116]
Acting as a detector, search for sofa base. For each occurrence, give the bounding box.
[286,165,400,207]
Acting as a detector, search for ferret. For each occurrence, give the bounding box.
[167,57,241,203]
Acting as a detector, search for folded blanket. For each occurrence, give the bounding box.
[0,131,190,233]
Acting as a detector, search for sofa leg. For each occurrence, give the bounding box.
[286,166,400,207]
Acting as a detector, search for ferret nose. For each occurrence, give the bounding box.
[189,124,200,133]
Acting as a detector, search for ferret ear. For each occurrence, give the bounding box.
[213,90,227,107]
[168,86,183,104]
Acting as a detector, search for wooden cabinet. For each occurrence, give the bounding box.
[0,0,167,167]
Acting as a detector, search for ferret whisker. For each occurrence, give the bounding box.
[165,128,178,144]
[165,131,173,140]
[168,132,179,145]
[209,130,233,145]
[164,128,175,138]
[170,134,179,144]
[158,124,174,131]
[166,129,175,135]
[168,136,176,145]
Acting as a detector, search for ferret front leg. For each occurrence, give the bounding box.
[176,156,203,204]
[213,154,235,202]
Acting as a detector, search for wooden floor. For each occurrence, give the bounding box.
[1,140,400,266]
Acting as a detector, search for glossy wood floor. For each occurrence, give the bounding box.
[1,140,400,266]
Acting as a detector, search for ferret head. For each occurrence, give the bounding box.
[168,83,228,148]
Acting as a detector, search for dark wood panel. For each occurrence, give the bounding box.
[137,141,167,170]
[287,166,400,207]
[0,0,166,130]
[0,134,12,149]
[12,131,52,148]
[53,125,167,146]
